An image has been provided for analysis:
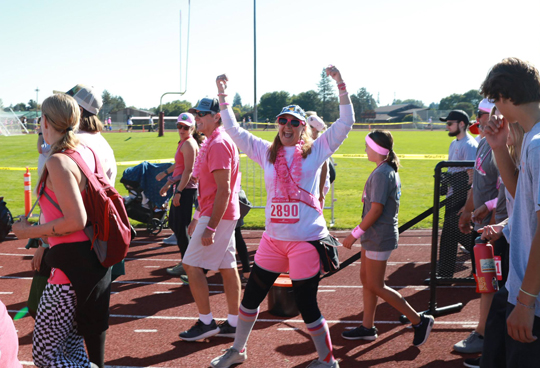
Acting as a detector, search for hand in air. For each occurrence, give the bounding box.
[325,65,343,83]
[216,74,228,94]
[484,113,509,150]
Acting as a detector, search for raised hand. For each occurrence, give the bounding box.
[325,65,343,83]
[216,74,228,94]
[484,114,509,150]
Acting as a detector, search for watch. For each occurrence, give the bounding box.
[176,190,183,195]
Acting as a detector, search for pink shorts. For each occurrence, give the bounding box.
[254,232,320,280]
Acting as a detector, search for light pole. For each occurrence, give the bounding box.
[253,0,257,124]
[35,87,40,119]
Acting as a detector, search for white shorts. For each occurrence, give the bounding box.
[182,216,237,271]
[365,249,393,261]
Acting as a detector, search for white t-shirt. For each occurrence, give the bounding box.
[507,121,540,317]
[222,105,354,241]
[77,132,117,185]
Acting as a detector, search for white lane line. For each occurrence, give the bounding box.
[134,329,158,333]
[124,258,182,262]
[0,291,13,294]
[21,362,167,368]
[1,276,474,289]
[10,310,478,326]
[17,247,27,250]
[110,292,119,295]
[278,327,300,331]
[318,290,336,292]
[0,253,32,257]
[144,266,160,268]
[153,291,173,294]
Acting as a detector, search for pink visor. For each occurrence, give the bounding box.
[365,135,390,156]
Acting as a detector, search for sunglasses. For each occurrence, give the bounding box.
[195,111,213,118]
[446,121,458,126]
[176,124,191,130]
[477,110,489,117]
[278,117,304,128]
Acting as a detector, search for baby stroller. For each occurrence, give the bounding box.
[120,161,174,236]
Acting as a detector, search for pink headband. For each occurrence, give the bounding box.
[365,135,390,156]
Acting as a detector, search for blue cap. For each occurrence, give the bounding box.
[276,105,307,122]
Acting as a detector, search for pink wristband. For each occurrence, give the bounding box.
[351,225,365,239]
[193,210,200,220]
[206,225,216,232]
[485,198,498,212]
[339,92,349,97]
[218,93,228,96]
[219,102,229,106]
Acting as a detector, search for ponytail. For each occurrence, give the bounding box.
[368,130,400,172]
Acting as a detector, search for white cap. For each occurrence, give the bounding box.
[478,98,495,113]
[307,115,326,132]
[65,84,102,115]
[177,112,195,126]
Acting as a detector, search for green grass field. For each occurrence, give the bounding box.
[0,129,455,229]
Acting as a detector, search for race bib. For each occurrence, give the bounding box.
[270,199,300,224]
[494,255,502,281]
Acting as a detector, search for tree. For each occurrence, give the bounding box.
[159,100,192,117]
[101,90,126,117]
[317,68,335,121]
[350,87,377,122]
[428,102,439,110]
[27,99,38,111]
[257,91,290,121]
[12,103,27,111]
[454,102,474,117]
[439,89,482,111]
[290,90,321,113]
[233,93,242,108]
[392,98,425,108]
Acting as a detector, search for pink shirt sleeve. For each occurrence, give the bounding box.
[207,141,233,173]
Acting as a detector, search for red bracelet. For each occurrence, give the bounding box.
[218,93,228,97]
[219,102,229,106]
[206,225,216,232]
[337,82,346,91]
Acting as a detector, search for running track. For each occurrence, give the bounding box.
[1,229,481,367]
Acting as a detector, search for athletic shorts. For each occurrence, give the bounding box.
[365,249,393,261]
[182,216,237,271]
[254,232,320,281]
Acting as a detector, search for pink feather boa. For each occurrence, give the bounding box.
[274,140,303,198]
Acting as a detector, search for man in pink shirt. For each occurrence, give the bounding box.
[179,98,242,341]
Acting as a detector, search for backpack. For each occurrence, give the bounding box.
[40,148,132,267]
[0,197,13,243]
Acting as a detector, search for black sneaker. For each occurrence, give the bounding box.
[463,356,481,368]
[341,325,378,341]
[216,320,236,338]
[413,314,435,346]
[179,319,220,341]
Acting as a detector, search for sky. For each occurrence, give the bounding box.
[1,0,540,113]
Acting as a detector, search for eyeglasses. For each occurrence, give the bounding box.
[278,116,304,127]
[176,124,191,130]
[195,111,213,118]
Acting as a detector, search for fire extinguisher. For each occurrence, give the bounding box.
[473,236,499,293]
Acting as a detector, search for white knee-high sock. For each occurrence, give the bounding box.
[232,304,259,352]
[306,316,335,364]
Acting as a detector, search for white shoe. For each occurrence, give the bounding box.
[162,234,177,245]
[211,347,247,367]
[306,359,340,368]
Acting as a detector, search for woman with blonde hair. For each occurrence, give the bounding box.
[13,93,110,368]
[211,65,353,368]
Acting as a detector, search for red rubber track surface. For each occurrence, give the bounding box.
[1,229,481,367]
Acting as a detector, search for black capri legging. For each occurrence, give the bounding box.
[242,263,322,324]
[168,188,197,258]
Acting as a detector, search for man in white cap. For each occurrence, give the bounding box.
[454,98,502,356]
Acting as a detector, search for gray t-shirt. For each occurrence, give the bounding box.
[360,162,401,252]
[508,122,540,317]
[473,138,500,230]
[495,180,508,223]
[447,133,477,196]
